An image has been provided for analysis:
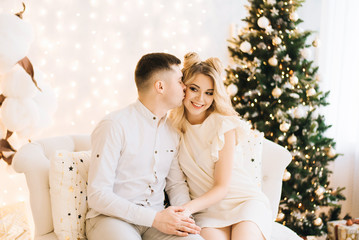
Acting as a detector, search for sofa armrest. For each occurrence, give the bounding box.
[11,135,90,238]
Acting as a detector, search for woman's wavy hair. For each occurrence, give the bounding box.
[169,52,237,133]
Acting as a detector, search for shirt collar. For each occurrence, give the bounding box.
[134,99,168,126]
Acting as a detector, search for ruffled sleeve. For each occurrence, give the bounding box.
[210,114,252,162]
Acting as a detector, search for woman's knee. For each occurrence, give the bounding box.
[231,221,265,240]
[200,226,230,240]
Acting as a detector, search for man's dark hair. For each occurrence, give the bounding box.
[135,53,181,91]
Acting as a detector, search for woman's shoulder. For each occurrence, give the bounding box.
[208,112,236,122]
[209,113,252,136]
[211,112,248,126]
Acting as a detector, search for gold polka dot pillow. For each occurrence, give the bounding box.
[240,129,264,188]
[49,150,91,240]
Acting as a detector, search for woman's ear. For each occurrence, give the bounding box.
[154,80,164,94]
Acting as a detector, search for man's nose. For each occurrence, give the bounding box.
[182,82,186,90]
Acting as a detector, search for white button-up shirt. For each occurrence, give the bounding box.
[87,100,191,227]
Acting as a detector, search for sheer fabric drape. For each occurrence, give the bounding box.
[318,0,359,217]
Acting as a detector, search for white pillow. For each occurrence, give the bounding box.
[49,150,91,240]
[240,129,264,187]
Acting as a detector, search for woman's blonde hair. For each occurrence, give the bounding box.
[170,52,237,133]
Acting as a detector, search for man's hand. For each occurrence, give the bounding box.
[152,206,201,237]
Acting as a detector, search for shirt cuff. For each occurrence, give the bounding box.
[136,207,157,227]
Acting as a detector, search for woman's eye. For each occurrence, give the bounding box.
[206,92,213,96]
[189,87,198,92]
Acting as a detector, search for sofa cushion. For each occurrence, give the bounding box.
[49,150,91,240]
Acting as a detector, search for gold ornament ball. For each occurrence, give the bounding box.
[315,75,321,82]
[257,16,270,29]
[300,48,312,59]
[314,217,323,226]
[240,41,252,53]
[294,106,307,119]
[283,170,291,181]
[307,88,316,97]
[315,186,326,196]
[279,122,290,132]
[312,39,318,47]
[227,84,238,96]
[272,86,282,98]
[327,146,336,158]
[268,56,278,66]
[287,134,297,145]
[276,212,285,221]
[290,12,299,21]
[289,75,299,85]
[272,36,282,45]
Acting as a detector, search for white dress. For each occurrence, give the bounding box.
[178,113,272,239]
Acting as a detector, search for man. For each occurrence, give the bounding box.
[86,53,203,240]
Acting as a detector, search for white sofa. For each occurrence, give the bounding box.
[12,135,301,240]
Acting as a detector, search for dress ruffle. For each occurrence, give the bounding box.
[210,114,252,162]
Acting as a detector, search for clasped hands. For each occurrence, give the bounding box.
[152,206,201,237]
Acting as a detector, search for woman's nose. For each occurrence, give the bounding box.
[196,92,204,101]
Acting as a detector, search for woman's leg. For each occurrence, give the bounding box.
[231,221,265,240]
[200,226,230,240]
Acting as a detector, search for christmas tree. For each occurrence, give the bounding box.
[225,0,345,236]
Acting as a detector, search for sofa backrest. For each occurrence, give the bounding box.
[12,135,291,237]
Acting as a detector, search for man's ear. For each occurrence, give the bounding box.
[154,80,164,94]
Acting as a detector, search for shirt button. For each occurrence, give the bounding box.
[155,150,157,154]
[153,117,156,120]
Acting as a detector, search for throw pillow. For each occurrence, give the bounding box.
[49,150,91,240]
[240,129,264,187]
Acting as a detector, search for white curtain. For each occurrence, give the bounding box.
[318,0,359,217]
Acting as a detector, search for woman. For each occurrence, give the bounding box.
[170,52,272,240]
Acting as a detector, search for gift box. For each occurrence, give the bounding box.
[0,202,32,240]
[328,219,359,240]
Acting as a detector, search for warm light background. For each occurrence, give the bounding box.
[3,0,357,237]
